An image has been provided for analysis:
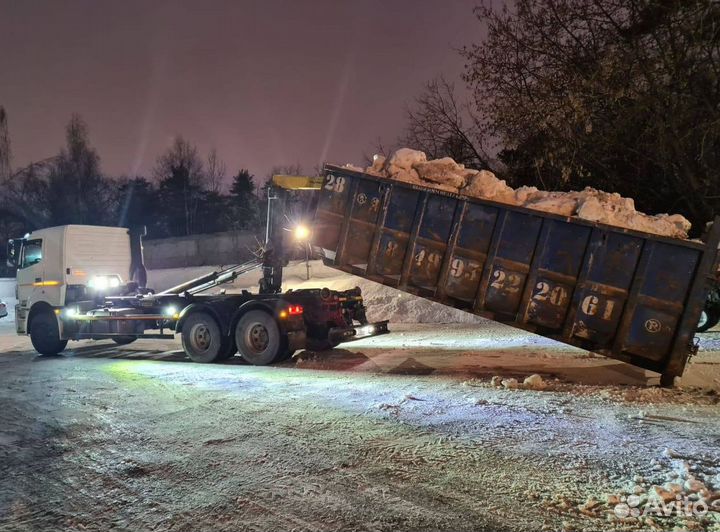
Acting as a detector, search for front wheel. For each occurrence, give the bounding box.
[181,312,224,363]
[235,310,284,365]
[30,311,68,355]
[112,336,137,346]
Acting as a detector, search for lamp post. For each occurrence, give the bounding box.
[294,224,311,280]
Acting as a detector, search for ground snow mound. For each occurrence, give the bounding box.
[357,148,690,239]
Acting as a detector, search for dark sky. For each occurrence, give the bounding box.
[0,0,480,183]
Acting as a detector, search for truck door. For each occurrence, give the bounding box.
[16,238,45,333]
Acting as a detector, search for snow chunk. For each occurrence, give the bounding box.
[386,148,426,172]
[524,193,578,217]
[523,374,546,390]
[365,154,386,176]
[501,378,519,389]
[514,185,542,203]
[461,170,518,204]
[662,447,680,459]
[413,157,466,189]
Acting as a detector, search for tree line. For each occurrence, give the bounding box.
[0,112,284,250]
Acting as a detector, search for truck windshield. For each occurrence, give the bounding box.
[20,239,42,269]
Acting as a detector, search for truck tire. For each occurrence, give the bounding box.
[181,312,224,363]
[112,336,137,346]
[697,309,720,333]
[30,311,68,355]
[235,310,284,365]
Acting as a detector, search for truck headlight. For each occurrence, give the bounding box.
[88,275,122,290]
[163,305,179,319]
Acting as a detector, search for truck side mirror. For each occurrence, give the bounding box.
[6,239,21,268]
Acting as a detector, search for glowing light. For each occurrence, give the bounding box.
[88,275,122,290]
[280,305,303,319]
[294,225,310,241]
[163,305,178,318]
[64,307,78,317]
[32,280,60,287]
[358,324,376,336]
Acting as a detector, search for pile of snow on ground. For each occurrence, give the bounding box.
[345,148,691,239]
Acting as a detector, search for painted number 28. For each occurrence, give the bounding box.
[325,175,346,193]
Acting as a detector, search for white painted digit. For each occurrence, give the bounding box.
[335,176,346,192]
[534,281,550,301]
[324,175,346,192]
[450,258,464,278]
[491,269,506,289]
[550,286,567,306]
[602,299,615,320]
[582,295,599,316]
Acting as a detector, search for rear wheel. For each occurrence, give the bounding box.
[30,311,68,355]
[181,312,224,363]
[235,310,284,365]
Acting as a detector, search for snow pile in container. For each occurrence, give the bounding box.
[347,148,691,239]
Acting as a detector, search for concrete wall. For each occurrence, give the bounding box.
[143,230,262,269]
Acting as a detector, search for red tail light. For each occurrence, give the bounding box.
[288,305,303,315]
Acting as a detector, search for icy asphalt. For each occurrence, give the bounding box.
[0,317,719,532]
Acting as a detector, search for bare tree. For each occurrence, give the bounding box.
[401,78,495,171]
[205,148,227,194]
[0,157,56,229]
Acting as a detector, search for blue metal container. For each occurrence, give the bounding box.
[313,165,720,384]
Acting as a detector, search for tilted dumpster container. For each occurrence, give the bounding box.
[312,164,720,385]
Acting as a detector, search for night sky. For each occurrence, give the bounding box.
[0,0,480,183]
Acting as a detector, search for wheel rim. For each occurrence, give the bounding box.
[245,322,269,354]
[189,323,212,352]
[698,310,708,329]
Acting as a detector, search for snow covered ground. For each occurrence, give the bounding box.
[1,261,718,531]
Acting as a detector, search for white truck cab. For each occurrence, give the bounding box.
[8,225,145,353]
